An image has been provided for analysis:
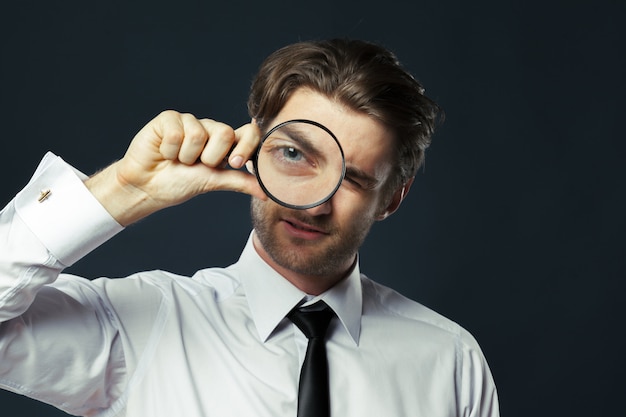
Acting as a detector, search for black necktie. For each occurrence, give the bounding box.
[288,301,335,417]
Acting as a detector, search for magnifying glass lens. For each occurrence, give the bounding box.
[255,120,345,209]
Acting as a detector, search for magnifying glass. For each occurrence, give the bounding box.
[253,119,345,210]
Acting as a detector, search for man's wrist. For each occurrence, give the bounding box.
[84,161,155,227]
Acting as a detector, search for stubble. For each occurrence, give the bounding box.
[250,198,374,278]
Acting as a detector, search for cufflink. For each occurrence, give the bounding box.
[38,189,51,203]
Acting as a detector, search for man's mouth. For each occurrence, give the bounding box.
[282,218,328,238]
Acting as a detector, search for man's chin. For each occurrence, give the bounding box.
[256,231,328,274]
[270,236,357,278]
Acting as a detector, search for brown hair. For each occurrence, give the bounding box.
[247,38,442,190]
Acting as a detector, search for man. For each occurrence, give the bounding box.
[0,39,499,416]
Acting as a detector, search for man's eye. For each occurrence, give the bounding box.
[344,176,363,189]
[282,146,303,161]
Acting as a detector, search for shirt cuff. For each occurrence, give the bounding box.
[14,152,124,267]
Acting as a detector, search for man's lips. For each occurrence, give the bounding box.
[281,218,329,239]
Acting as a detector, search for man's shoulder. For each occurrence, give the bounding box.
[360,274,480,348]
[57,266,241,307]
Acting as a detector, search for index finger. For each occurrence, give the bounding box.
[228,123,262,169]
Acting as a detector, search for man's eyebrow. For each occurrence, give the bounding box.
[344,165,380,190]
[269,124,318,156]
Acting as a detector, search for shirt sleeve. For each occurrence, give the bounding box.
[456,329,500,417]
[0,153,127,414]
[0,152,123,322]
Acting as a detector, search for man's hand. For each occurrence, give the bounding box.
[85,111,265,226]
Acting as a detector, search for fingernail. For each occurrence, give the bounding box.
[230,155,243,168]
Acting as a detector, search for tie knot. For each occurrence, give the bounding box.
[288,302,335,340]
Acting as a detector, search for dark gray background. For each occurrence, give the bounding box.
[1,0,624,416]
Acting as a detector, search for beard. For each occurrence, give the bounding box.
[251,197,375,277]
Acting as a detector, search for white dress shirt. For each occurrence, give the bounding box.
[0,153,499,417]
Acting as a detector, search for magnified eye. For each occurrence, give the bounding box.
[281,146,304,163]
[267,141,311,169]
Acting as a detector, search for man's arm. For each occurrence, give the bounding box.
[1,111,263,321]
[0,111,264,412]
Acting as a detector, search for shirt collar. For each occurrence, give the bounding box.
[236,232,362,346]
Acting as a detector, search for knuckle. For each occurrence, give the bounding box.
[180,111,197,119]
[160,109,179,117]
[161,129,184,145]
[186,125,208,143]
[213,124,236,143]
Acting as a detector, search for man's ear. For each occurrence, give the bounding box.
[376,177,414,221]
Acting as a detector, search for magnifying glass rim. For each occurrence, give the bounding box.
[253,119,346,210]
